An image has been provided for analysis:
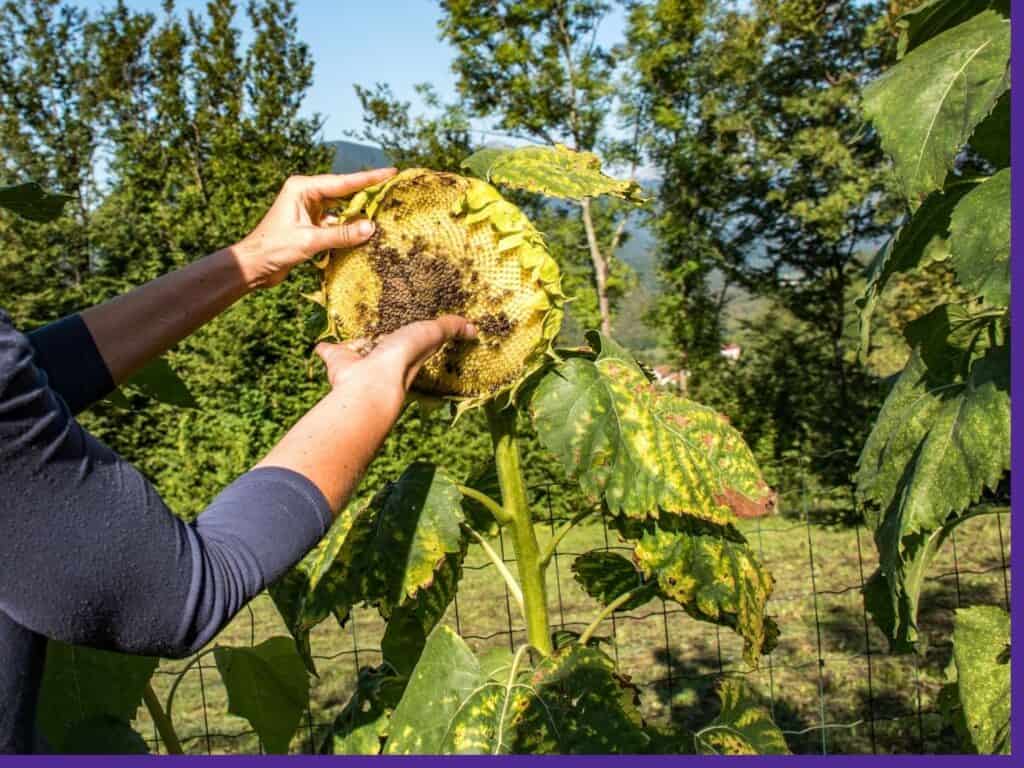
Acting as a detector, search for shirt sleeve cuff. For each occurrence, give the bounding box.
[26,314,114,415]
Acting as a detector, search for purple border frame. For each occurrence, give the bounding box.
[1,5,1019,768]
[1009,0,1022,761]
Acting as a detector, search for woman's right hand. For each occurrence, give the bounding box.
[314,315,478,414]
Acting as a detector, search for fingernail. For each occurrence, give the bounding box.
[464,323,478,338]
[355,219,374,238]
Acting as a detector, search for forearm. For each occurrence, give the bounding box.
[80,244,257,385]
[256,367,403,514]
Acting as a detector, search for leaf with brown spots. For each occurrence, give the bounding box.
[530,331,775,526]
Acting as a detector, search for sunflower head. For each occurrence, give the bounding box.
[321,168,564,409]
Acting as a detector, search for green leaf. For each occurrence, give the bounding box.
[384,625,483,753]
[862,508,970,652]
[62,716,150,754]
[571,551,656,611]
[857,345,1009,648]
[863,11,1010,204]
[949,168,1009,307]
[531,331,774,527]
[213,637,310,754]
[969,90,1009,168]
[903,303,997,381]
[342,462,466,616]
[513,644,651,754]
[0,182,73,222]
[694,679,790,754]
[895,0,1009,58]
[386,628,651,755]
[461,144,647,203]
[634,525,777,665]
[36,643,158,752]
[380,553,463,677]
[124,357,197,408]
[269,505,362,674]
[319,666,404,755]
[857,345,1009,537]
[952,606,1010,754]
[273,463,466,678]
[857,181,978,350]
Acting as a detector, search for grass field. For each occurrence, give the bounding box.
[135,503,1011,755]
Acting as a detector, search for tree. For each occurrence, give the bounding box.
[438,0,639,336]
[624,0,902,486]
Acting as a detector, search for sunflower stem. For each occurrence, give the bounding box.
[486,401,553,656]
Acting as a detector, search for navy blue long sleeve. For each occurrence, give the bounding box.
[0,310,332,753]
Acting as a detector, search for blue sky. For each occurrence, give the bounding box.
[84,1,627,145]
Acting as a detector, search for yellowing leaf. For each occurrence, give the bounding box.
[634,526,777,666]
[462,144,647,203]
[695,679,790,755]
[530,331,775,526]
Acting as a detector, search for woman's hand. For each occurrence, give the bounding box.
[235,168,397,289]
[256,316,477,513]
[314,315,478,414]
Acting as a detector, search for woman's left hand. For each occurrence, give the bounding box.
[235,168,396,289]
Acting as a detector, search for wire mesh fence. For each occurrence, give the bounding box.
[135,468,1011,756]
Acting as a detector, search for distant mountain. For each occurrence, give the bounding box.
[326,140,390,174]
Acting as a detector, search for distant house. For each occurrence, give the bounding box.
[720,343,741,362]
[326,140,390,174]
[653,365,688,391]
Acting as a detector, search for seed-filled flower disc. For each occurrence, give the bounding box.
[322,169,564,405]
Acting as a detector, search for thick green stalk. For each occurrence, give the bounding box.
[485,401,553,656]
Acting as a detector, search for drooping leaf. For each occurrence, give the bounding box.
[694,679,790,755]
[862,508,969,652]
[857,346,1009,648]
[36,643,158,752]
[530,331,774,527]
[0,181,73,222]
[380,553,463,677]
[857,181,978,350]
[969,90,1009,168]
[270,504,362,674]
[862,11,1010,204]
[61,716,150,754]
[949,168,1010,307]
[461,144,647,203]
[857,345,1010,539]
[951,606,1010,754]
[571,551,656,612]
[341,462,467,617]
[124,357,197,408]
[895,0,1009,58]
[213,637,309,754]
[319,665,404,755]
[272,463,467,677]
[634,526,777,665]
